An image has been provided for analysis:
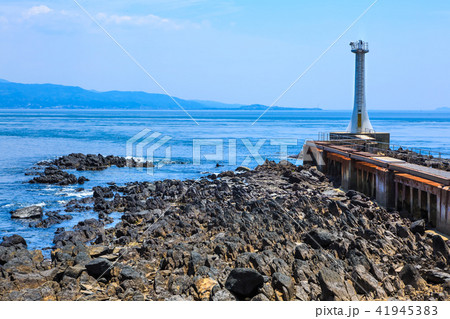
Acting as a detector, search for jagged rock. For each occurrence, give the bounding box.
[399,264,427,289]
[1,235,27,248]
[432,235,450,260]
[212,289,236,301]
[35,211,72,228]
[251,293,270,301]
[64,265,86,279]
[410,219,426,235]
[29,166,84,186]
[352,265,386,298]
[318,268,357,301]
[271,272,295,301]
[225,268,264,299]
[304,228,337,248]
[187,251,205,276]
[294,243,312,260]
[77,176,89,184]
[85,258,112,279]
[194,277,219,300]
[120,266,142,280]
[423,269,450,285]
[396,224,412,239]
[328,201,342,217]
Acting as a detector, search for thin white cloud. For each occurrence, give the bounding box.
[95,12,195,30]
[23,5,53,19]
[0,4,201,31]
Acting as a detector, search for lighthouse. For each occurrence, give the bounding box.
[329,40,389,148]
[347,40,374,133]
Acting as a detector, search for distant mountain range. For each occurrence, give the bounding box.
[0,79,321,111]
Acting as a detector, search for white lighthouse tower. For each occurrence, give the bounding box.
[347,40,374,133]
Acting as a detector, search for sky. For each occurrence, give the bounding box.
[0,0,449,110]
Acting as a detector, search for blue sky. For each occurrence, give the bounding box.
[0,0,449,110]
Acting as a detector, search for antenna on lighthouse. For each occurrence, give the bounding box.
[347,40,373,133]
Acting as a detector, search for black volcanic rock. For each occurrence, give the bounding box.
[0,235,27,248]
[271,272,295,301]
[29,166,87,186]
[304,228,337,249]
[85,258,112,278]
[410,219,426,235]
[35,211,73,228]
[399,264,427,289]
[10,206,43,219]
[225,268,264,299]
[318,268,357,301]
[45,153,153,171]
[432,235,450,261]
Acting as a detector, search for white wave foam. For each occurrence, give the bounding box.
[55,186,93,198]
[34,202,46,207]
[65,190,93,198]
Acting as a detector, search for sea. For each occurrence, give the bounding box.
[0,109,449,253]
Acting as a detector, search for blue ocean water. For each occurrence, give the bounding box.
[0,109,449,252]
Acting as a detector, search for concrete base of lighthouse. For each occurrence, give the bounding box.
[329,132,391,150]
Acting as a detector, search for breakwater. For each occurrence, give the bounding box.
[303,140,450,235]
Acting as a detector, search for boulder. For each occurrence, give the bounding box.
[251,293,270,301]
[225,268,264,299]
[187,251,205,276]
[212,289,236,301]
[318,268,357,301]
[294,243,312,260]
[29,167,81,186]
[304,228,337,248]
[396,224,412,239]
[432,235,450,260]
[352,265,386,298]
[399,264,427,289]
[120,266,142,280]
[410,219,426,235]
[35,211,72,228]
[328,201,342,217]
[64,265,86,279]
[85,258,113,279]
[423,269,450,285]
[195,277,219,301]
[271,272,295,301]
[1,235,27,248]
[10,206,43,219]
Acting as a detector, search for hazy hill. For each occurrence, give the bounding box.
[0,79,320,111]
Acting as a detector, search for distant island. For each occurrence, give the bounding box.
[0,79,321,111]
[436,107,450,112]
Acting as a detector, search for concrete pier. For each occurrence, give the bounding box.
[303,140,450,235]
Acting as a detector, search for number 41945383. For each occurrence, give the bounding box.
[375,306,438,316]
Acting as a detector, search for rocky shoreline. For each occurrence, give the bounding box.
[1,160,450,301]
[37,153,154,171]
[27,153,156,186]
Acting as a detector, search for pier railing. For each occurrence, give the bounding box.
[316,132,450,159]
